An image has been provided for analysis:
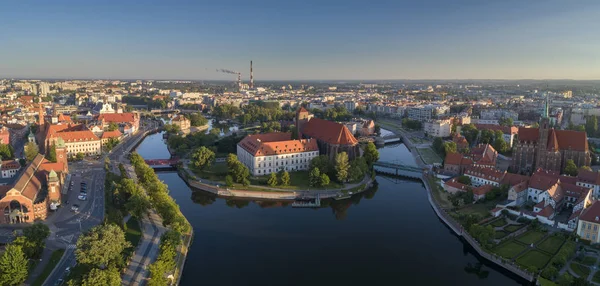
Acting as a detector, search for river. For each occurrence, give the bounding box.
[136,131,526,286]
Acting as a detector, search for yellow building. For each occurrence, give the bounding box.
[577,201,600,243]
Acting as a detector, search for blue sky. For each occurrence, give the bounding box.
[1,0,599,80]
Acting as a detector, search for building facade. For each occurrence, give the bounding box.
[237,132,319,176]
[424,119,451,138]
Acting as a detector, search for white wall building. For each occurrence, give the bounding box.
[424,119,451,138]
[237,133,319,176]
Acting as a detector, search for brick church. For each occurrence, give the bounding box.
[512,96,591,174]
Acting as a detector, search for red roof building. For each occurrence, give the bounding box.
[298,115,360,161]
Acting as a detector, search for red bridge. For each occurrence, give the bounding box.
[144,158,180,166]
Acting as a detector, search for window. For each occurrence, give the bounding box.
[587,234,590,239]
[596,225,598,231]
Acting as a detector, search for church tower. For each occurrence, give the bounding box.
[55,138,69,174]
[535,94,551,170]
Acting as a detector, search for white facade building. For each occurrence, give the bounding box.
[424,119,451,138]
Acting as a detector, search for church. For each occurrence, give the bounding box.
[295,107,360,160]
[511,96,591,174]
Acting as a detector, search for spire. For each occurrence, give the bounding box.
[544,93,549,118]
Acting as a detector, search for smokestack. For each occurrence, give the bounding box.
[250,60,254,89]
[237,73,242,90]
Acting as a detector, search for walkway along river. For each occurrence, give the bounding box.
[135,131,529,286]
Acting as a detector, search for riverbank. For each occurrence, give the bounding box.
[177,164,375,201]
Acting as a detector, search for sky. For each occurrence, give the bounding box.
[1,0,599,80]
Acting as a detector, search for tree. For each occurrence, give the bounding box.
[541,265,558,280]
[581,166,593,171]
[461,124,478,145]
[187,113,208,127]
[310,155,333,176]
[374,124,381,135]
[443,142,457,156]
[433,137,444,154]
[499,117,513,127]
[0,144,14,159]
[0,244,28,286]
[564,159,578,176]
[225,175,234,187]
[335,152,350,183]
[267,172,278,187]
[107,122,119,131]
[191,146,215,170]
[363,142,379,166]
[320,173,330,186]
[76,224,131,268]
[279,171,290,186]
[76,152,85,161]
[457,175,472,185]
[557,273,574,286]
[17,223,50,258]
[290,125,299,140]
[46,144,57,162]
[480,129,494,144]
[81,268,121,286]
[125,192,151,218]
[309,167,321,187]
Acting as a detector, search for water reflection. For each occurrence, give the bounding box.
[464,263,490,279]
[188,181,379,221]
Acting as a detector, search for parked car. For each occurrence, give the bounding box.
[71,205,79,212]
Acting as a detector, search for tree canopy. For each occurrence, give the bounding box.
[564,159,578,176]
[81,268,122,286]
[363,142,379,166]
[0,244,28,286]
[335,152,350,183]
[25,142,39,162]
[76,224,131,268]
[191,146,215,170]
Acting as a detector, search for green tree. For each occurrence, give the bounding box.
[480,129,494,144]
[0,244,28,286]
[457,175,472,185]
[499,117,513,126]
[309,167,321,187]
[225,175,234,187]
[541,265,558,280]
[81,268,121,286]
[107,122,119,131]
[335,152,350,183]
[564,159,578,176]
[267,172,278,187]
[443,142,457,156]
[290,125,299,140]
[187,113,208,126]
[76,152,85,161]
[557,273,573,286]
[24,142,39,162]
[76,224,131,268]
[363,142,379,166]
[0,144,14,160]
[348,164,363,182]
[46,144,57,162]
[320,173,330,186]
[461,124,478,145]
[125,192,151,218]
[191,146,215,170]
[279,171,290,186]
[310,155,333,175]
[433,137,444,154]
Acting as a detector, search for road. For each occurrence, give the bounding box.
[42,120,160,286]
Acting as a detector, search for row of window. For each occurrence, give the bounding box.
[256,152,317,161]
[582,222,598,231]
[256,165,307,174]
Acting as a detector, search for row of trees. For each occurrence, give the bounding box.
[147,230,182,286]
[308,143,379,187]
[0,223,51,285]
[225,154,250,186]
[185,113,208,127]
[401,118,422,130]
[130,153,191,234]
[267,171,290,187]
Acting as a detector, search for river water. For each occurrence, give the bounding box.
[136,132,526,286]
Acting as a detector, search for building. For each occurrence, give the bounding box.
[97,113,140,135]
[296,108,359,161]
[424,119,451,138]
[171,115,191,131]
[512,96,591,174]
[0,160,21,179]
[464,166,505,187]
[237,132,319,176]
[0,149,68,224]
[443,153,474,176]
[92,102,115,114]
[360,120,375,136]
[470,144,498,168]
[407,105,449,122]
[577,201,600,243]
[0,126,9,144]
[40,124,102,157]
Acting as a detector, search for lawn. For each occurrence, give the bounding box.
[516,250,552,270]
[494,241,527,259]
[417,147,442,165]
[456,199,504,218]
[251,170,343,190]
[538,277,558,286]
[495,230,508,239]
[429,178,453,209]
[537,236,566,254]
[32,249,65,286]
[516,230,545,245]
[504,224,524,233]
[570,263,591,278]
[191,163,228,181]
[125,217,142,248]
[578,256,597,267]
[490,218,507,227]
[593,271,600,284]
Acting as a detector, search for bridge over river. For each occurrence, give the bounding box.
[373,161,423,179]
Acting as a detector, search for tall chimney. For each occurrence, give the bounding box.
[250,60,254,89]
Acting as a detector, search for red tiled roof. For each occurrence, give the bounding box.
[470,144,497,165]
[474,124,518,135]
[518,127,539,142]
[1,160,20,171]
[579,201,600,223]
[101,130,122,139]
[238,132,318,157]
[529,169,560,190]
[578,169,600,185]
[501,172,529,186]
[536,205,554,218]
[547,129,559,151]
[301,118,358,145]
[297,107,309,114]
[473,184,494,196]
[464,166,505,182]
[517,127,588,152]
[56,130,99,142]
[444,178,469,190]
[98,113,135,123]
[58,114,72,122]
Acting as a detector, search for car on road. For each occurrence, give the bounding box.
[71,204,79,212]
[77,194,86,201]
[65,200,69,205]
[55,278,64,286]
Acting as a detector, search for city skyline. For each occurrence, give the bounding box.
[1,0,599,80]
